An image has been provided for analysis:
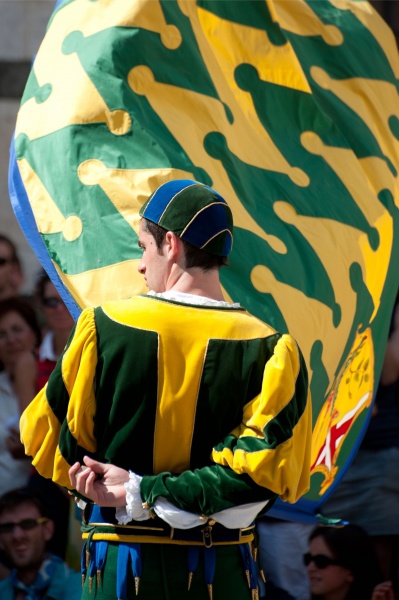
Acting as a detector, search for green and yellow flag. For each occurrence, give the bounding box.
[9,0,399,519]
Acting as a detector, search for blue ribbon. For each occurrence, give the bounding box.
[96,541,108,575]
[129,543,142,579]
[116,543,142,599]
[238,543,258,590]
[187,546,200,574]
[203,546,216,585]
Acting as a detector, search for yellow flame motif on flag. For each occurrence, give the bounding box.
[10,0,399,510]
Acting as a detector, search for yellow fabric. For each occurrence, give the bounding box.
[20,308,98,487]
[212,334,312,502]
[81,532,254,546]
[102,296,277,474]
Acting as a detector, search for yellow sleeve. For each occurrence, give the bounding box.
[20,307,98,488]
[212,334,312,503]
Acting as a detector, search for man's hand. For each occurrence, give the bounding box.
[68,456,129,507]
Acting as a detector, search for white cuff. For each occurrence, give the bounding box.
[115,471,151,525]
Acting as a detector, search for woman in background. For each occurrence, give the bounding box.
[27,272,75,560]
[0,297,41,495]
[35,271,75,389]
[305,524,394,600]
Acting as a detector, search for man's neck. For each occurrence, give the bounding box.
[166,268,225,301]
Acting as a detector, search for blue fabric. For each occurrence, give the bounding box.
[115,543,142,598]
[96,541,108,575]
[116,543,130,600]
[140,179,197,222]
[129,543,142,580]
[187,546,200,574]
[203,546,216,585]
[239,543,258,591]
[0,554,81,600]
[140,179,233,255]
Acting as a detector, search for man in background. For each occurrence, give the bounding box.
[0,488,81,600]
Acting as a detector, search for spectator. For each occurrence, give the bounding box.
[0,235,24,301]
[305,524,393,600]
[0,488,81,600]
[26,272,75,560]
[258,517,313,599]
[34,271,74,390]
[0,298,41,496]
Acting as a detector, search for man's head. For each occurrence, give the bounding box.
[138,180,233,292]
[140,179,233,257]
[0,489,54,574]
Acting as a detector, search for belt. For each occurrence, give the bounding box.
[82,505,255,547]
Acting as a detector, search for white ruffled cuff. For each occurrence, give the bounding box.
[115,471,151,525]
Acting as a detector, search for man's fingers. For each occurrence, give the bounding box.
[70,464,93,495]
[83,455,106,474]
[68,462,81,487]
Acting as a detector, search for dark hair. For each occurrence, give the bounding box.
[308,524,381,600]
[142,218,227,271]
[0,234,20,267]
[0,297,41,347]
[0,488,48,519]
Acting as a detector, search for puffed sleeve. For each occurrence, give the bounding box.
[20,307,98,488]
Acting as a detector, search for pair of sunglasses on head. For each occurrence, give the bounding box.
[303,552,342,569]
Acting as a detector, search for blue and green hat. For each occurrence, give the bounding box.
[139,179,233,256]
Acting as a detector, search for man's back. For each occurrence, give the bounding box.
[20,179,312,600]
[23,292,310,513]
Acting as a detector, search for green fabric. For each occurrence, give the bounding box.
[141,465,277,516]
[81,542,252,600]
[41,295,308,512]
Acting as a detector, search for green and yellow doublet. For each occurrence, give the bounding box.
[21,294,311,515]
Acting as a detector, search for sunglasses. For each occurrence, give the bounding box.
[0,517,49,535]
[42,297,64,309]
[303,552,341,569]
[0,257,12,267]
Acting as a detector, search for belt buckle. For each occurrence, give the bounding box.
[201,519,215,548]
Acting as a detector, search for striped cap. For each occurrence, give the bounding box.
[139,179,233,256]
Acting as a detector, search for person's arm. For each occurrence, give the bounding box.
[12,350,37,413]
[20,308,98,489]
[70,334,312,517]
[6,350,37,459]
[139,334,311,515]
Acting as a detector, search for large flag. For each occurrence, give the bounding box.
[9,0,399,521]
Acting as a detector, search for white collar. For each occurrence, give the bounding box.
[147,290,240,308]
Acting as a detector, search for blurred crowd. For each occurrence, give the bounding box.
[0,231,398,600]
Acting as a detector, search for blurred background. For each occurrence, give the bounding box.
[0,0,398,295]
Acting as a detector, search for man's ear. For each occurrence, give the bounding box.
[164,231,180,259]
[43,518,55,543]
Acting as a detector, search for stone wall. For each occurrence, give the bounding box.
[0,0,54,293]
